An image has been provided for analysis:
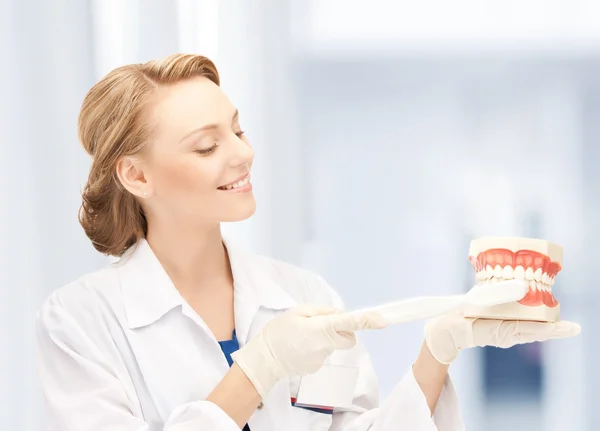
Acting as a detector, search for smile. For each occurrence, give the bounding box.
[218,173,252,191]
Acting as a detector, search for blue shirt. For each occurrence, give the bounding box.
[218,330,251,431]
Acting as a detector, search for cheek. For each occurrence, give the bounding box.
[150,156,218,195]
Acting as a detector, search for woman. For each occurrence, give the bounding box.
[36,53,580,431]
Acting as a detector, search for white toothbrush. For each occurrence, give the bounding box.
[348,279,529,326]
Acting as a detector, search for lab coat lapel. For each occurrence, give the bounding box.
[224,238,298,346]
[117,239,220,344]
[116,239,185,329]
[118,236,298,345]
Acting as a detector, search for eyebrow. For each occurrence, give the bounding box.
[179,110,240,144]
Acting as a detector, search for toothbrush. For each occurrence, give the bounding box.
[348,279,529,326]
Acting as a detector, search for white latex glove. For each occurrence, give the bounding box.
[425,311,582,364]
[231,305,385,399]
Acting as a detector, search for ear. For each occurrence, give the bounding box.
[116,156,150,198]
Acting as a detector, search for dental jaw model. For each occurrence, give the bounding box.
[464,237,562,322]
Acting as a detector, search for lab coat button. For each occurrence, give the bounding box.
[257,401,264,409]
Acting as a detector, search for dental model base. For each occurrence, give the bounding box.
[348,279,528,326]
[464,236,562,322]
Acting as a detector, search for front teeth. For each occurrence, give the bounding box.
[514,266,525,279]
[493,265,503,279]
[476,265,555,291]
[525,267,534,280]
[224,175,250,190]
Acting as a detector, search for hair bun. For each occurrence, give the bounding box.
[76,54,220,256]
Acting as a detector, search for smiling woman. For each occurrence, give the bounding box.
[36,53,398,431]
[78,54,256,257]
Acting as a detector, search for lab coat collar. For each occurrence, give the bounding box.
[116,239,185,329]
[225,238,298,345]
[116,237,297,331]
[224,238,297,311]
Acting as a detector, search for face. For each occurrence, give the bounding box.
[123,77,255,226]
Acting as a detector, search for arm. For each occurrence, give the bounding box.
[412,340,450,414]
[315,276,465,431]
[206,364,262,427]
[328,341,464,431]
[38,298,368,431]
[36,303,251,430]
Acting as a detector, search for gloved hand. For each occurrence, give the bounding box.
[424,311,582,364]
[231,305,385,399]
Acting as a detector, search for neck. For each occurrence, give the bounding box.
[145,221,232,293]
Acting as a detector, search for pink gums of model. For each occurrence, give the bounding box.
[463,236,562,322]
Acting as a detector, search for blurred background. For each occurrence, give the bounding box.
[0,0,597,429]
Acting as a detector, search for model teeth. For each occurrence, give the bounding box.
[525,267,534,280]
[223,175,250,190]
[494,265,503,278]
[529,280,550,292]
[514,265,525,279]
[475,265,555,292]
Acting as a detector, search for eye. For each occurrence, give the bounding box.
[194,143,218,156]
[235,130,246,138]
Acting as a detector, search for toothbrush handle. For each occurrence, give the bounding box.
[348,295,466,326]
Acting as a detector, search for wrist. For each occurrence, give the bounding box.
[424,319,459,365]
[206,363,262,427]
[414,340,450,376]
[412,340,451,415]
[231,334,286,399]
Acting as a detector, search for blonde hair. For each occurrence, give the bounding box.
[78,54,220,256]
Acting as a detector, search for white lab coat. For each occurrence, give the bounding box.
[36,238,465,430]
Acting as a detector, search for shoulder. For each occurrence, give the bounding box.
[36,265,122,332]
[35,266,133,385]
[244,251,345,308]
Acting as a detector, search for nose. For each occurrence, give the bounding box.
[227,133,254,168]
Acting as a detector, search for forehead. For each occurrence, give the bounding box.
[147,77,235,136]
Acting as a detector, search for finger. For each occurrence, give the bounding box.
[543,320,581,339]
[514,321,558,334]
[516,320,582,341]
[355,311,388,330]
[330,331,357,350]
[328,313,361,332]
[328,312,385,332]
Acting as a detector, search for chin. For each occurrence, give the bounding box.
[220,199,257,222]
